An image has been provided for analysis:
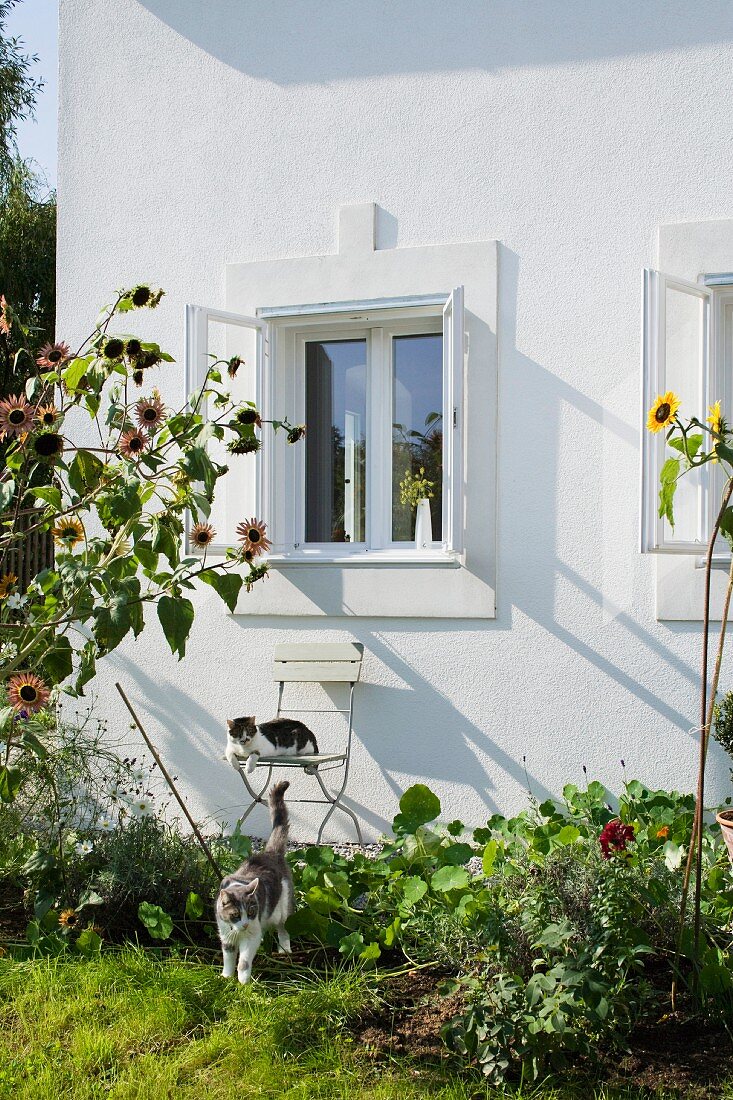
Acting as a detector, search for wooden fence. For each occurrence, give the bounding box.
[2,510,54,591]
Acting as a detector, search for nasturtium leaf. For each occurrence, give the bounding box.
[199,570,243,613]
[157,595,194,660]
[138,901,173,940]
[557,824,580,845]
[441,842,473,866]
[431,865,469,893]
[394,784,441,832]
[360,941,381,961]
[338,931,365,958]
[401,876,428,905]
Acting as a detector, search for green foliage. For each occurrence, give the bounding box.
[714,690,733,763]
[138,901,173,940]
[0,287,305,751]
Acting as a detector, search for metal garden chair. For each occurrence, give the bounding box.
[235,642,364,843]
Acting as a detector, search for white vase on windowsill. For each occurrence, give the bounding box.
[414,498,433,549]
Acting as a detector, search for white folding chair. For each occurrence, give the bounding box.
[235,642,363,843]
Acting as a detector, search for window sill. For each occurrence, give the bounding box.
[267,550,461,567]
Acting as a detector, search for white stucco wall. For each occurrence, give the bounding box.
[57,0,733,839]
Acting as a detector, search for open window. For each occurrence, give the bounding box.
[187,289,466,561]
[640,269,712,553]
[184,305,269,551]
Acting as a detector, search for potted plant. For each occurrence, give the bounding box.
[399,467,435,549]
[713,691,733,862]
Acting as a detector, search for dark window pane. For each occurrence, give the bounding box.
[305,339,367,543]
[392,334,443,542]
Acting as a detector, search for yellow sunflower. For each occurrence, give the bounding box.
[58,909,79,929]
[0,572,17,599]
[646,391,681,433]
[707,400,723,462]
[52,517,85,548]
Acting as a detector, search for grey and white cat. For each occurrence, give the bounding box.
[216,780,293,983]
[225,715,319,775]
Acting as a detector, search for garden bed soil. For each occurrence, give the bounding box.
[358,971,733,1099]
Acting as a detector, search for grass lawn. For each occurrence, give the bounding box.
[0,949,724,1100]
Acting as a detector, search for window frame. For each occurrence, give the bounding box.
[259,294,463,563]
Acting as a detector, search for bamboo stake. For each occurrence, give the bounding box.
[115,682,224,881]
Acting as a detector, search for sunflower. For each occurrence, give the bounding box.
[52,517,85,548]
[287,424,307,445]
[7,672,50,713]
[103,337,125,361]
[646,391,681,433]
[236,517,272,557]
[707,400,723,462]
[36,403,59,427]
[119,428,149,458]
[190,522,216,548]
[59,909,79,929]
[0,572,17,598]
[235,407,261,427]
[32,432,64,461]
[227,355,243,378]
[0,295,11,336]
[0,395,35,439]
[125,337,142,358]
[36,341,71,369]
[134,395,166,429]
[227,436,261,456]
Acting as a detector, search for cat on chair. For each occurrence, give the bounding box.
[225,715,319,775]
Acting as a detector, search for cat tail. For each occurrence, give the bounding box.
[265,780,290,854]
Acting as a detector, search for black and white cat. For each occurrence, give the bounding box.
[216,780,293,983]
[225,715,319,775]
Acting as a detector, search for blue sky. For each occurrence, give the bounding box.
[6,0,58,191]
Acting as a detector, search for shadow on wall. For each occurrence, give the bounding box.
[139,0,733,85]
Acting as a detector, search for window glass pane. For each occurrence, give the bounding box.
[305,339,367,543]
[662,286,705,545]
[392,334,443,542]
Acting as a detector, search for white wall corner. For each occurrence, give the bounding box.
[338,203,376,256]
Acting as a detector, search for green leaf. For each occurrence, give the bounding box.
[94,598,132,655]
[0,478,16,511]
[482,839,498,877]
[716,441,733,467]
[185,892,205,920]
[663,840,684,871]
[658,457,680,527]
[0,765,22,803]
[339,931,365,958]
[360,941,381,961]
[393,784,441,833]
[181,446,218,496]
[77,888,104,908]
[431,865,469,893]
[75,928,102,957]
[68,450,104,497]
[31,485,62,511]
[720,507,733,549]
[401,876,428,906]
[157,595,195,660]
[138,901,173,940]
[0,706,14,736]
[62,356,90,393]
[441,842,473,866]
[669,434,704,460]
[43,636,74,684]
[557,824,580,845]
[199,569,243,612]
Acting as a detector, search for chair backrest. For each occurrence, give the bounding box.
[273,642,364,683]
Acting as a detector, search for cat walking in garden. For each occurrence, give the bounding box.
[215,780,294,983]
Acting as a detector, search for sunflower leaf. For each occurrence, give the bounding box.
[157,594,194,660]
[719,507,733,549]
[199,569,243,612]
[0,478,15,511]
[668,434,703,462]
[658,458,680,527]
[62,356,90,393]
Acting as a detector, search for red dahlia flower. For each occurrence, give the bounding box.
[599,819,635,859]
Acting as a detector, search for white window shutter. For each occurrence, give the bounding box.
[640,270,712,553]
[442,287,465,553]
[184,305,269,551]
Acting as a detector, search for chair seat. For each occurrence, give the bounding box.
[249,753,346,768]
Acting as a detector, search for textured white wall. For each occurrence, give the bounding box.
[57,0,733,838]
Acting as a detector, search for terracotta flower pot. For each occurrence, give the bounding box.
[716,809,733,863]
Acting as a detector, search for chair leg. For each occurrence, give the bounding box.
[313,767,362,845]
[237,764,274,826]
